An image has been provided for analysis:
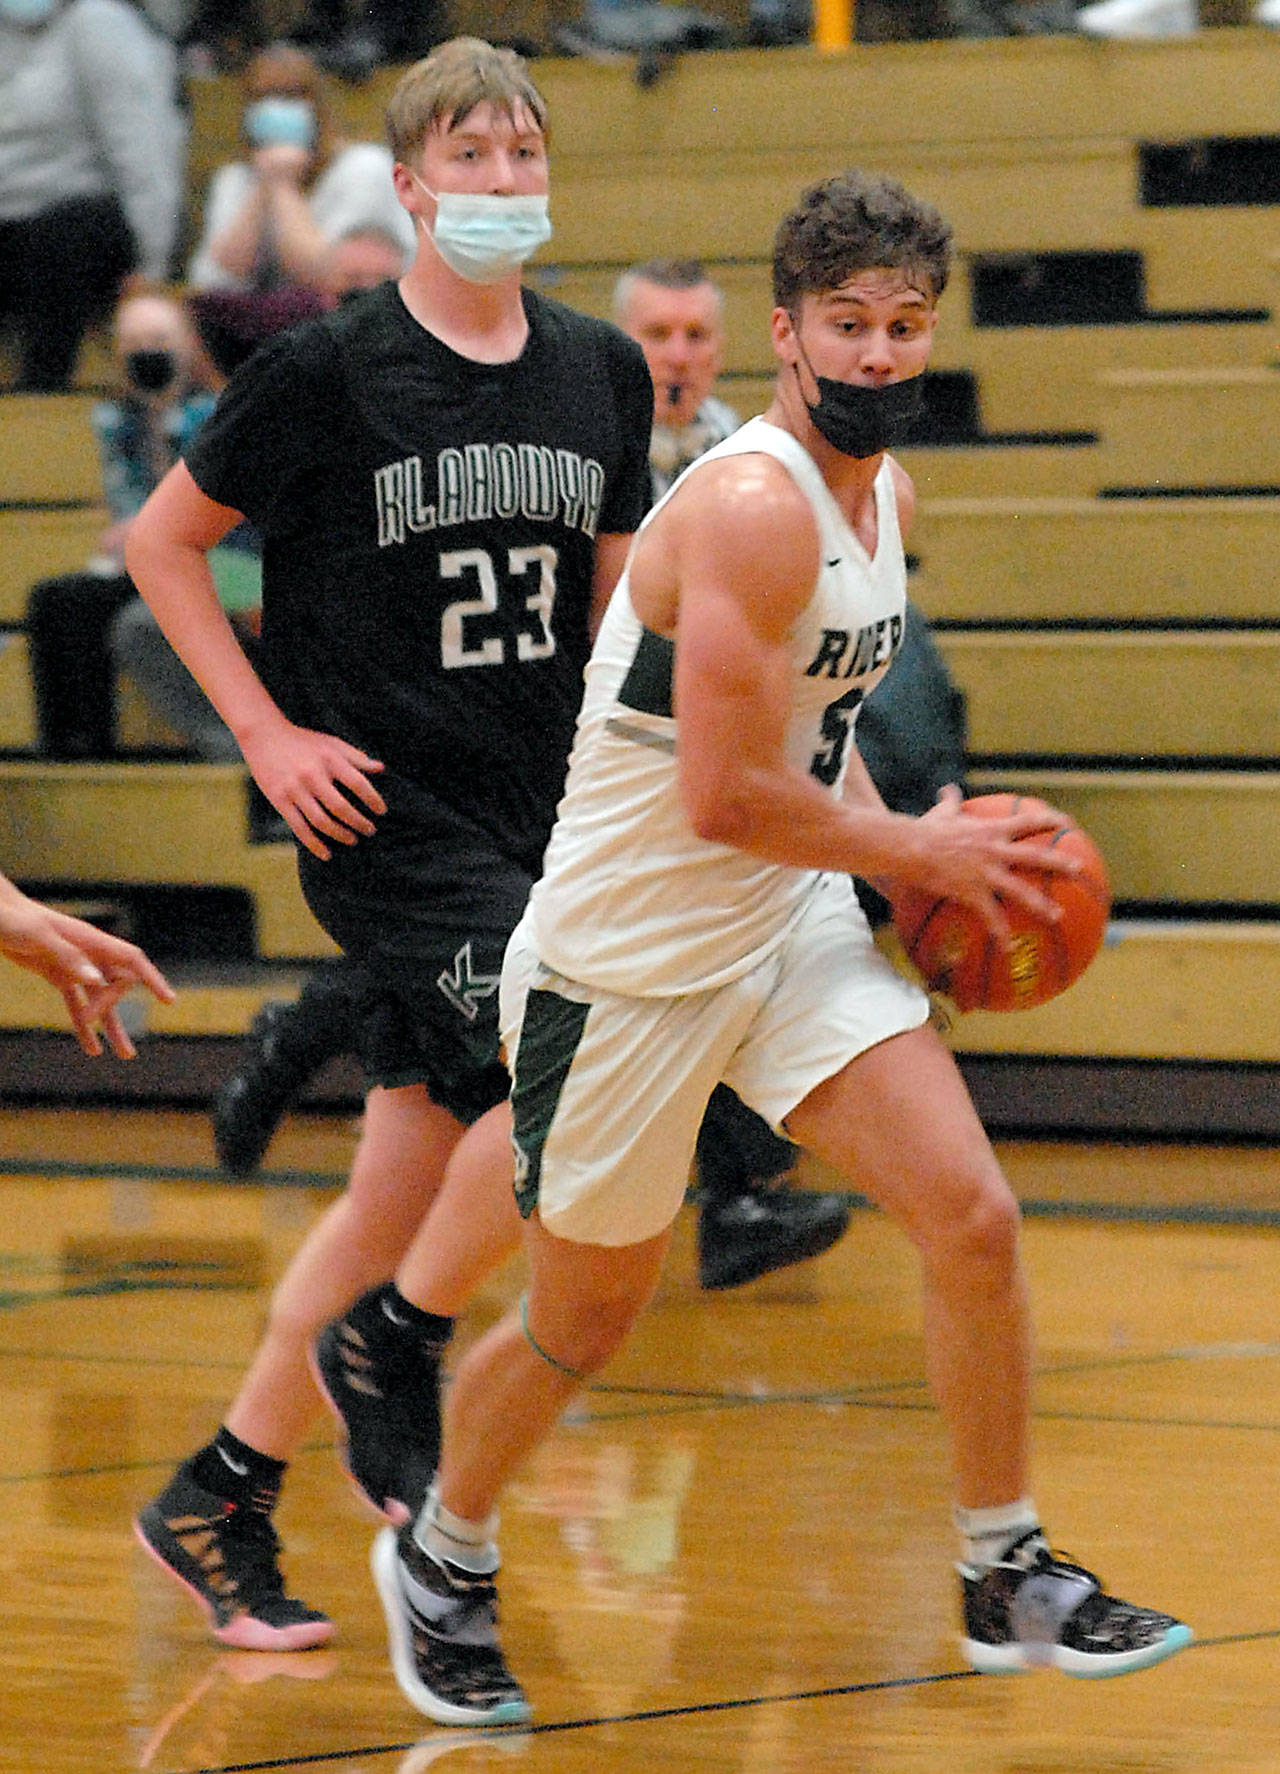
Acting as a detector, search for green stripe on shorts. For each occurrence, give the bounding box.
[510,987,591,1221]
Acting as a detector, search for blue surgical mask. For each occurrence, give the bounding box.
[243,96,316,151]
[412,175,551,285]
[0,0,60,27]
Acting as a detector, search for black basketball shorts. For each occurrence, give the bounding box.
[297,820,535,1125]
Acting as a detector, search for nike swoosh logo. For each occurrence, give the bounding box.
[826,557,841,568]
[217,1446,250,1476]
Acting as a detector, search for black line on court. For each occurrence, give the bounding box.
[160,1630,1280,1774]
[6,1152,1280,1232]
[7,1382,1280,1492]
[587,1336,1264,1403]
[575,1391,1280,1437]
[175,1669,983,1773]
[0,1435,337,1488]
[0,1154,348,1188]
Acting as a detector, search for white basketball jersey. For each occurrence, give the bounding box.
[527,415,908,995]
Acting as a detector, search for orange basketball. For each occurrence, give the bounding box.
[891,793,1111,1013]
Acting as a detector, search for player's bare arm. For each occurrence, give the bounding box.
[640,456,1074,934]
[863,455,1077,931]
[655,454,911,868]
[126,464,387,862]
[588,531,635,636]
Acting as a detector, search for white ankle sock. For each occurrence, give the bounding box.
[415,1483,500,1575]
[954,1498,1040,1570]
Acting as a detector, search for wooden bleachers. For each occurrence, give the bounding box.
[948,920,1280,1064]
[500,31,1280,487]
[0,393,102,504]
[1094,367,1280,491]
[0,634,35,751]
[937,629,1280,761]
[968,766,1280,907]
[0,505,109,625]
[898,441,1103,499]
[4,31,1280,1126]
[0,761,335,960]
[1142,207,1280,313]
[909,496,1280,621]
[934,317,1271,439]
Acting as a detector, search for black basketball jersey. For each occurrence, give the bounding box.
[184,282,654,873]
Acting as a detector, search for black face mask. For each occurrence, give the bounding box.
[125,349,177,393]
[794,339,924,458]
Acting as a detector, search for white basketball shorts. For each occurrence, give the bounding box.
[500,871,929,1246]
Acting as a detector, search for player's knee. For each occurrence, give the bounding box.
[923,1163,1022,1284]
[560,1300,638,1374]
[525,1291,642,1378]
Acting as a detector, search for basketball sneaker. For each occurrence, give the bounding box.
[312,1284,451,1523]
[135,1461,334,1651]
[696,1181,852,1290]
[212,962,359,1177]
[959,1528,1192,1677]
[372,1523,531,1727]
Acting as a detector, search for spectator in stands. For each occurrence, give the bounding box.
[186,42,414,301]
[0,0,184,391]
[612,258,742,500]
[323,223,408,300]
[0,870,174,1055]
[25,293,217,760]
[946,0,1079,32]
[112,230,407,755]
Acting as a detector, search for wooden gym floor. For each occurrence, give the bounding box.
[2,1103,1279,1773]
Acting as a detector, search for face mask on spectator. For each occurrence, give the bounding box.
[243,97,316,151]
[125,349,178,394]
[0,0,60,26]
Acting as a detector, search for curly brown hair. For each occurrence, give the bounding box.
[772,170,953,310]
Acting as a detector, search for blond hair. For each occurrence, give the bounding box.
[385,37,549,166]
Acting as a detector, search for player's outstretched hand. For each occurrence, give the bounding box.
[0,877,176,1058]
[908,786,1081,945]
[241,718,387,860]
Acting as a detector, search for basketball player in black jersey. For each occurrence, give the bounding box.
[206,261,854,1291]
[126,37,654,1653]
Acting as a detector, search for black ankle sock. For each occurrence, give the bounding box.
[360,1282,454,1351]
[191,1427,287,1509]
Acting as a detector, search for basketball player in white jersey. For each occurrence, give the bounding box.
[346,169,1192,1724]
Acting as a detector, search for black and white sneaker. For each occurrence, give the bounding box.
[135,1461,333,1650]
[312,1285,450,1524]
[371,1524,531,1726]
[959,1528,1192,1678]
